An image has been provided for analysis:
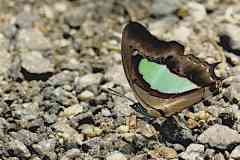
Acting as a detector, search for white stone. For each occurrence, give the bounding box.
[106,151,127,160]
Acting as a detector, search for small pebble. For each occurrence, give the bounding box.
[149,146,177,159]
[8,139,31,158]
[15,11,39,28]
[60,104,84,118]
[0,50,12,76]
[117,125,129,133]
[47,71,76,87]
[78,90,94,101]
[17,28,52,50]
[64,7,87,28]
[32,139,57,159]
[222,24,240,49]
[187,2,207,21]
[106,151,128,160]
[10,129,41,146]
[179,144,204,160]
[231,145,240,159]
[53,122,84,144]
[151,0,180,16]
[21,51,54,74]
[60,149,81,160]
[104,65,130,90]
[74,73,103,91]
[79,124,103,138]
[101,108,112,117]
[205,149,215,158]
[54,2,67,12]
[136,120,157,138]
[214,153,225,160]
[198,124,240,149]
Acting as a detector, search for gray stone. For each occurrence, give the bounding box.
[0,118,9,137]
[17,28,51,51]
[79,124,103,137]
[0,33,9,50]
[214,153,225,160]
[8,139,31,158]
[104,64,130,91]
[21,51,54,74]
[179,143,204,160]
[54,2,67,12]
[186,2,207,21]
[53,122,84,144]
[68,110,92,128]
[15,11,39,28]
[64,7,87,28]
[60,104,84,118]
[101,108,112,117]
[74,73,103,91]
[185,143,205,153]
[130,154,147,160]
[113,95,135,117]
[198,124,240,149]
[13,102,40,121]
[32,139,57,159]
[30,157,42,160]
[78,90,94,101]
[106,151,128,160]
[224,83,240,102]
[136,120,157,138]
[222,24,240,49]
[60,149,81,160]
[149,16,179,37]
[8,54,23,80]
[205,149,215,158]
[2,24,18,40]
[43,113,58,124]
[47,71,77,87]
[8,158,20,160]
[64,2,112,28]
[225,52,240,66]
[172,143,185,152]
[231,145,240,159]
[60,57,83,71]
[94,92,108,105]
[0,50,11,76]
[151,0,180,16]
[172,25,192,43]
[52,87,78,106]
[10,129,41,145]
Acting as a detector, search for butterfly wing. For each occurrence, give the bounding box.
[121,22,222,117]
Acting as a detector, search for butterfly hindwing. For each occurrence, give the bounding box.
[121,22,222,117]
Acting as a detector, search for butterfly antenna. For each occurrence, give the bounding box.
[106,88,136,104]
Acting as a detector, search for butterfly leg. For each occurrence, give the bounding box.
[129,103,156,120]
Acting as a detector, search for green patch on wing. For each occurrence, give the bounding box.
[139,58,199,94]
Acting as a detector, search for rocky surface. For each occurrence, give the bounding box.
[0,0,240,159]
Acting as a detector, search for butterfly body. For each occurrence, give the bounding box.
[121,22,222,117]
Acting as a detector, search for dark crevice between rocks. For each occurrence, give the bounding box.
[218,112,236,128]
[218,34,240,57]
[152,117,194,147]
[62,144,79,151]
[211,143,237,154]
[21,67,53,81]
[81,143,91,153]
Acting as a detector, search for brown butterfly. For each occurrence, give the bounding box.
[121,22,223,118]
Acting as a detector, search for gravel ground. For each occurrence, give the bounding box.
[0,0,240,160]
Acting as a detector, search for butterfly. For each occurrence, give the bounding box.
[121,22,223,118]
